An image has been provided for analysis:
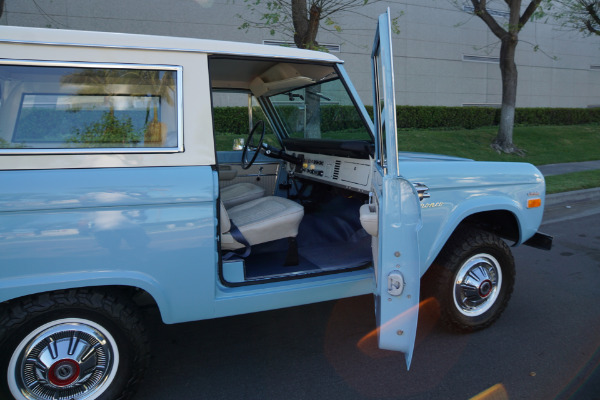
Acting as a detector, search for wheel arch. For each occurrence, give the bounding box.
[425,208,520,273]
[0,279,165,323]
[456,209,520,244]
[422,202,523,277]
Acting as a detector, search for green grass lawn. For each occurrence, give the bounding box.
[218,124,599,165]
[216,124,600,193]
[400,124,600,193]
[398,124,600,166]
[545,170,600,194]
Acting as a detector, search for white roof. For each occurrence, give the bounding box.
[0,25,342,63]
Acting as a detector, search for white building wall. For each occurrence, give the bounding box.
[2,0,599,108]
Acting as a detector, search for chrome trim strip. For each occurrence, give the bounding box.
[0,59,184,155]
[0,58,180,70]
[0,147,180,155]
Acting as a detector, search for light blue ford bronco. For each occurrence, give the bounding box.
[0,11,551,400]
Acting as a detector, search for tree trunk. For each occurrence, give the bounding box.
[291,0,322,138]
[492,35,524,155]
[305,84,322,138]
[291,0,321,49]
[470,0,544,155]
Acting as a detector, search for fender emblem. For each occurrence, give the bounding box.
[420,202,444,209]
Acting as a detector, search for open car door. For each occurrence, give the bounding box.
[370,8,422,369]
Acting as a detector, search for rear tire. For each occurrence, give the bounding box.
[0,289,149,400]
[432,228,515,332]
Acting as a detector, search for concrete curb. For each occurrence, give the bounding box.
[546,187,600,207]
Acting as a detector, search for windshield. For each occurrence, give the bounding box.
[266,78,372,142]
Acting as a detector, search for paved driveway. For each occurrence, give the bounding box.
[134,203,600,400]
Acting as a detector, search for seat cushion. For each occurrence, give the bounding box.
[221,182,265,208]
[221,196,304,250]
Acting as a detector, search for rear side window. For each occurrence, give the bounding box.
[0,62,180,150]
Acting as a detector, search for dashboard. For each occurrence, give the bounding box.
[288,152,372,193]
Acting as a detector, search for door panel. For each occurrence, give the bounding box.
[371,8,422,369]
[218,159,280,196]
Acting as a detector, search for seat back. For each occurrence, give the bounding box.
[221,182,265,208]
[219,201,231,234]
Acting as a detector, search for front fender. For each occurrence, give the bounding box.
[400,160,546,275]
[420,193,543,275]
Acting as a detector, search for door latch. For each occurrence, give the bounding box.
[387,271,405,296]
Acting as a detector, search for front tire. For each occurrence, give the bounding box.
[0,289,149,400]
[432,228,515,332]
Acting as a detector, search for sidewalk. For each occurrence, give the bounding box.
[537,160,600,176]
[546,187,600,207]
[539,160,600,206]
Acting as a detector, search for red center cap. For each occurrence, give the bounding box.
[479,279,493,298]
[48,359,80,387]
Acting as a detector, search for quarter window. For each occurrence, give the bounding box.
[0,63,179,150]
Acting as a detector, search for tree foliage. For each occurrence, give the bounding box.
[67,112,143,145]
[62,69,175,145]
[238,0,383,50]
[548,0,600,36]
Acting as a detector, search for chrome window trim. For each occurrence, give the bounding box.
[0,59,184,155]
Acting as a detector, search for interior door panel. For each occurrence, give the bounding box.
[218,162,280,195]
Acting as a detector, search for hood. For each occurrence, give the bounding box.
[398,151,473,162]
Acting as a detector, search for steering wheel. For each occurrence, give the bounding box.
[241,120,265,170]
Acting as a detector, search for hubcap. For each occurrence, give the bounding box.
[453,254,503,317]
[8,318,120,400]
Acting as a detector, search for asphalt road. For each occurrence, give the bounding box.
[133,202,600,400]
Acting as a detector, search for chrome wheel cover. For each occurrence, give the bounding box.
[453,253,503,317]
[8,318,119,400]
